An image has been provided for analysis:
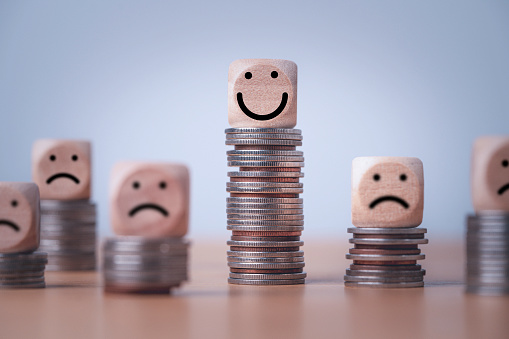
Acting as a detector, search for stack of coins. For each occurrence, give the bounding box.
[103,237,189,293]
[225,127,306,285]
[466,212,509,295]
[345,227,428,288]
[39,200,97,271]
[0,252,47,289]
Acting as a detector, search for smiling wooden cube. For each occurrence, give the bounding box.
[32,139,91,200]
[352,157,424,228]
[0,182,40,253]
[228,59,297,128]
[110,162,190,237]
[471,136,509,213]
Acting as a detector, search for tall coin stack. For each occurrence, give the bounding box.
[468,136,509,295]
[346,157,427,288]
[39,200,97,271]
[226,128,306,285]
[466,213,509,295]
[103,237,189,293]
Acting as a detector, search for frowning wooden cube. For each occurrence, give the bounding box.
[352,157,424,228]
[32,139,91,200]
[471,136,509,213]
[228,59,297,128]
[110,162,190,237]
[0,182,40,253]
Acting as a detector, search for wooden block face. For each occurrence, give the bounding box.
[0,182,40,253]
[32,139,91,200]
[352,157,424,228]
[228,59,297,128]
[471,136,509,212]
[110,162,190,237]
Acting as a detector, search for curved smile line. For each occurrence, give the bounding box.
[237,92,288,121]
[0,220,20,232]
[369,196,409,209]
[46,173,80,184]
[129,203,169,217]
[498,183,509,195]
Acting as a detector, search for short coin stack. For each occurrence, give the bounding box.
[0,252,47,289]
[39,200,97,271]
[466,212,509,295]
[103,237,189,293]
[345,227,428,288]
[225,127,306,285]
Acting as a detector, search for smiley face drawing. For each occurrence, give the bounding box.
[32,140,91,200]
[228,59,298,128]
[110,162,190,237]
[0,182,40,253]
[472,136,509,212]
[352,157,424,228]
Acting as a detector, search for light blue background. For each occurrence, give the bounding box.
[1,1,508,240]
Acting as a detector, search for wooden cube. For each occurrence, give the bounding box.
[110,162,190,237]
[471,136,509,212]
[228,59,297,128]
[352,157,424,228]
[32,139,91,200]
[0,182,40,253]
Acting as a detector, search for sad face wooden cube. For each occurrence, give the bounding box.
[352,157,424,228]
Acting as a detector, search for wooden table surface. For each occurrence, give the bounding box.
[0,238,508,339]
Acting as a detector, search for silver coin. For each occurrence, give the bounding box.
[228,278,305,285]
[225,128,302,135]
[0,270,45,278]
[347,227,427,234]
[228,262,305,269]
[0,275,45,284]
[467,277,509,285]
[228,161,305,168]
[227,187,303,194]
[227,250,304,258]
[227,203,303,209]
[227,240,303,247]
[227,156,305,162]
[349,238,429,245]
[0,251,47,260]
[104,237,189,253]
[0,264,47,272]
[226,208,303,215]
[345,281,424,288]
[345,269,426,277]
[226,133,303,141]
[229,273,307,280]
[104,257,187,267]
[40,224,96,231]
[41,229,96,237]
[0,281,45,289]
[227,220,304,226]
[226,139,302,146]
[227,150,303,156]
[346,254,425,261]
[228,171,304,178]
[227,197,303,204]
[344,275,423,283]
[227,256,304,263]
[227,225,304,231]
[227,214,304,221]
[104,271,187,282]
[466,285,509,296]
[227,182,303,188]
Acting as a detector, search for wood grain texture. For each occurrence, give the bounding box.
[471,136,509,212]
[228,59,297,128]
[32,139,91,200]
[0,182,40,253]
[110,162,190,237]
[352,157,424,228]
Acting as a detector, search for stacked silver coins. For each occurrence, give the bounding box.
[39,200,97,271]
[0,252,47,288]
[103,237,189,293]
[466,212,509,295]
[225,128,306,285]
[344,227,428,288]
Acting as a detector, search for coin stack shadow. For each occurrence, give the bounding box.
[39,200,97,271]
[0,252,48,288]
[344,227,428,288]
[466,212,509,295]
[225,128,306,285]
[102,237,189,293]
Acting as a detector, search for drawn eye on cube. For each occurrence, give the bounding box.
[32,139,91,200]
[110,162,190,237]
[351,157,424,228]
[228,59,297,128]
[471,136,509,213]
[0,182,40,253]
